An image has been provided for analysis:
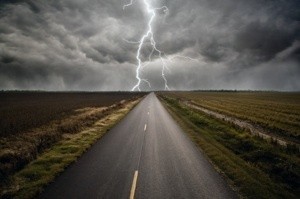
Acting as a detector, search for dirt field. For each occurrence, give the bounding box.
[0,91,145,137]
[0,92,146,184]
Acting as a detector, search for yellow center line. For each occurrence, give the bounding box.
[130,170,139,199]
[130,111,147,198]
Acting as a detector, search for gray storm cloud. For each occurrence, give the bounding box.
[0,0,299,91]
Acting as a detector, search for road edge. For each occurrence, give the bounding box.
[156,94,242,198]
[1,98,143,199]
[157,94,297,199]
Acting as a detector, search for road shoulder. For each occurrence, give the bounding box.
[158,94,297,199]
[1,99,142,199]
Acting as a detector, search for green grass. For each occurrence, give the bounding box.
[1,99,141,199]
[158,95,299,199]
[164,91,300,143]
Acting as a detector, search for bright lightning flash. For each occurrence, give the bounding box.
[123,0,197,91]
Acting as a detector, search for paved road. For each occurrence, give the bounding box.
[39,93,237,199]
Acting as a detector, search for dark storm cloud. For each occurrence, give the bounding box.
[0,0,299,90]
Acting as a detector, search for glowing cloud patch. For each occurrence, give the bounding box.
[123,0,198,91]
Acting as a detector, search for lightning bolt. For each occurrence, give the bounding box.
[123,0,197,91]
[123,0,134,10]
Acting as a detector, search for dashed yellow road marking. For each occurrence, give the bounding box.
[130,170,138,199]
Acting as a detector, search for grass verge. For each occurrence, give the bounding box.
[163,91,300,143]
[158,95,299,199]
[1,99,141,199]
[0,97,141,182]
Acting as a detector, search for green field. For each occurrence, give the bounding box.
[158,92,300,198]
[163,91,300,143]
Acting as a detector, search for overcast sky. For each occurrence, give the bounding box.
[0,0,299,91]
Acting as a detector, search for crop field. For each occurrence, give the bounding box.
[158,93,300,198]
[0,91,145,137]
[163,91,300,143]
[0,91,145,186]
[1,99,141,198]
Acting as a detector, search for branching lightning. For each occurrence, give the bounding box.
[123,0,134,10]
[123,0,197,91]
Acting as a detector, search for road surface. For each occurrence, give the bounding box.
[39,93,237,199]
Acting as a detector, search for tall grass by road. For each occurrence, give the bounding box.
[159,94,299,199]
[1,99,141,198]
[0,92,146,190]
[165,91,300,143]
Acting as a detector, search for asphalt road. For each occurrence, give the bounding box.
[39,93,237,199]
